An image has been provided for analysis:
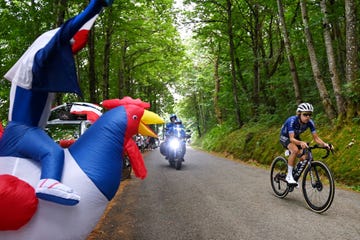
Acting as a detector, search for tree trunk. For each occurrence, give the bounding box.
[54,0,66,27]
[54,0,67,105]
[320,0,346,119]
[251,3,261,118]
[329,1,346,81]
[277,0,302,104]
[300,0,336,120]
[227,0,242,127]
[102,8,114,101]
[345,0,359,118]
[235,57,247,94]
[117,41,127,98]
[194,92,205,134]
[102,37,110,100]
[194,92,201,138]
[88,28,97,103]
[213,47,222,124]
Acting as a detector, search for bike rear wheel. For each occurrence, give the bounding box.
[302,161,335,213]
[270,156,289,198]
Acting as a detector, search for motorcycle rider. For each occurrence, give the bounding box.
[165,117,186,161]
[160,114,177,158]
[161,114,186,159]
[167,118,186,138]
[165,114,177,136]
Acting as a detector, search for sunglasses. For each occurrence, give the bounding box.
[302,113,312,117]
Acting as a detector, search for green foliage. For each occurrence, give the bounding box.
[0,0,185,117]
[0,79,10,122]
[200,123,234,151]
[324,125,360,186]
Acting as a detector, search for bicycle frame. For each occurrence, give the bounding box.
[293,145,331,182]
[293,148,312,182]
[270,144,335,213]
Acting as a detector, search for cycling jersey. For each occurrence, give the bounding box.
[280,115,316,147]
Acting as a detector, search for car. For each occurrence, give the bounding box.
[46,102,102,142]
[46,119,92,142]
[48,102,103,122]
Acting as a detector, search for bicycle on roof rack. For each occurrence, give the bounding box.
[270,144,335,213]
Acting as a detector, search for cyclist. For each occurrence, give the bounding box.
[279,103,331,185]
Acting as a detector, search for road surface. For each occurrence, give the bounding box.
[88,146,360,240]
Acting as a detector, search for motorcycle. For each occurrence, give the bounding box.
[160,126,186,170]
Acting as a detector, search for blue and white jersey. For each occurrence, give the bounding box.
[280,115,316,139]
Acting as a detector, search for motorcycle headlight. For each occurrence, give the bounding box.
[169,139,180,149]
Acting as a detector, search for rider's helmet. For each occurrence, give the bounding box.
[170,114,177,122]
[296,103,314,113]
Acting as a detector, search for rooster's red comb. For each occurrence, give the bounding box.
[101,96,150,110]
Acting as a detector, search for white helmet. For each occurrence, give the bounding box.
[297,103,314,112]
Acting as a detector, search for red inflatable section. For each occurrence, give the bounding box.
[59,139,76,148]
[0,174,38,230]
[0,121,4,139]
[102,97,150,110]
[124,139,147,179]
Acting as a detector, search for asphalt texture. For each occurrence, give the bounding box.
[88,146,360,240]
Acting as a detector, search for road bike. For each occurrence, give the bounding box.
[270,144,335,213]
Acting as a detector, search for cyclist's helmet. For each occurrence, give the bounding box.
[170,114,177,121]
[296,103,314,112]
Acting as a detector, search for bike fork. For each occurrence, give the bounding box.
[308,164,322,189]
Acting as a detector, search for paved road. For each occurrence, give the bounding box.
[88,147,360,240]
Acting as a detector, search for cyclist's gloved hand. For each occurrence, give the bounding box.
[300,141,308,149]
[101,0,114,7]
[323,143,333,150]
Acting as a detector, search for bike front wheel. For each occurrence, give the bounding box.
[302,161,335,213]
[270,156,289,198]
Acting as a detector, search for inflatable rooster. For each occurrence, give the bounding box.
[0,97,164,239]
[1,0,113,206]
[0,0,164,239]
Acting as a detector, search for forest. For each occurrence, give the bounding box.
[0,0,359,188]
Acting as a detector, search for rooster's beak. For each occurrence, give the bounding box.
[138,110,164,138]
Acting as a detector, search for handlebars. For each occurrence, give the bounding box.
[307,144,334,159]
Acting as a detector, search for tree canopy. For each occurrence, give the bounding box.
[0,0,186,121]
[1,0,360,135]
